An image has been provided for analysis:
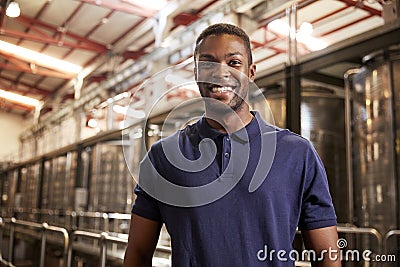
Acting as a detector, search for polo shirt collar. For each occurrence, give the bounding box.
[196,111,265,143]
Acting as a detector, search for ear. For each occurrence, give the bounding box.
[248,63,256,82]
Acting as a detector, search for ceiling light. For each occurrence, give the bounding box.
[296,32,327,51]
[0,89,42,107]
[6,2,20,18]
[299,22,313,36]
[268,19,290,36]
[0,40,82,74]
[87,118,98,128]
[268,19,327,51]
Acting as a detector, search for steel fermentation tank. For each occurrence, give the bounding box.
[252,85,348,223]
[346,48,400,239]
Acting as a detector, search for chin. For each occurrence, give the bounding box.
[205,98,244,114]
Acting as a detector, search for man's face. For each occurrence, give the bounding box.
[195,34,256,113]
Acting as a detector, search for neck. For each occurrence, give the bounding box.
[205,104,253,133]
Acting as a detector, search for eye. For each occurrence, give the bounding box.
[198,61,215,69]
[229,60,242,67]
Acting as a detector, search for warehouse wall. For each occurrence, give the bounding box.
[0,111,28,161]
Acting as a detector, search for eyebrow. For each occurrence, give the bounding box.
[198,52,244,60]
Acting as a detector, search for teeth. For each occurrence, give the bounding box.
[211,86,233,93]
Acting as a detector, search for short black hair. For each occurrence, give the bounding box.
[194,23,253,65]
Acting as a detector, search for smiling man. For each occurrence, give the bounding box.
[124,23,341,267]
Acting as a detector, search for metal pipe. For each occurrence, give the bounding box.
[40,223,48,267]
[343,69,359,224]
[8,218,16,265]
[292,3,298,64]
[336,225,382,252]
[383,229,400,254]
[102,213,109,232]
[9,219,70,267]
[100,232,108,267]
[286,6,292,65]
[0,217,4,261]
[68,231,102,266]
[46,224,70,267]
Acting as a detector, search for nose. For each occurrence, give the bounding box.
[213,63,230,79]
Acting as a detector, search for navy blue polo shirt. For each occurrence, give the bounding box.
[132,111,337,266]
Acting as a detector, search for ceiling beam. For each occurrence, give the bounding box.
[0,98,35,111]
[0,28,107,53]
[337,0,382,16]
[0,63,75,80]
[0,77,51,97]
[303,71,345,88]
[17,14,108,50]
[80,0,157,17]
[122,50,146,60]
[0,63,75,79]
[320,14,374,37]
[0,52,76,79]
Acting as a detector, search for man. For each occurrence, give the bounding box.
[124,23,341,266]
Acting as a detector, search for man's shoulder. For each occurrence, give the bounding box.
[271,127,315,156]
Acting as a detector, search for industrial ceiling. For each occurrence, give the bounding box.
[0,0,389,118]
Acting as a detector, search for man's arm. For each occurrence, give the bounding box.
[301,226,342,267]
[123,214,162,267]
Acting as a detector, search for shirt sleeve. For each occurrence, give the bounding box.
[131,184,162,222]
[131,149,162,222]
[298,142,337,231]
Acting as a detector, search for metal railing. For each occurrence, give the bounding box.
[1,212,399,267]
[337,225,383,250]
[69,230,127,267]
[0,215,170,267]
[0,217,69,267]
[384,230,400,255]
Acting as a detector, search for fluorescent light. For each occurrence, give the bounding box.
[6,2,20,18]
[0,40,82,74]
[268,19,327,51]
[0,89,42,107]
[296,32,327,51]
[268,19,290,36]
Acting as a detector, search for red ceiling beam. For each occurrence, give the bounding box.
[0,77,51,97]
[80,0,157,17]
[0,99,36,111]
[0,62,76,80]
[173,12,200,26]
[122,50,147,60]
[0,63,75,79]
[17,14,108,49]
[0,52,76,79]
[111,17,147,45]
[320,14,374,37]
[311,6,349,24]
[0,28,107,53]
[7,14,109,53]
[337,0,382,16]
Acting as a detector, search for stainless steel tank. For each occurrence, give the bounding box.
[346,48,400,236]
[251,86,348,223]
[89,141,134,213]
[47,152,76,211]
